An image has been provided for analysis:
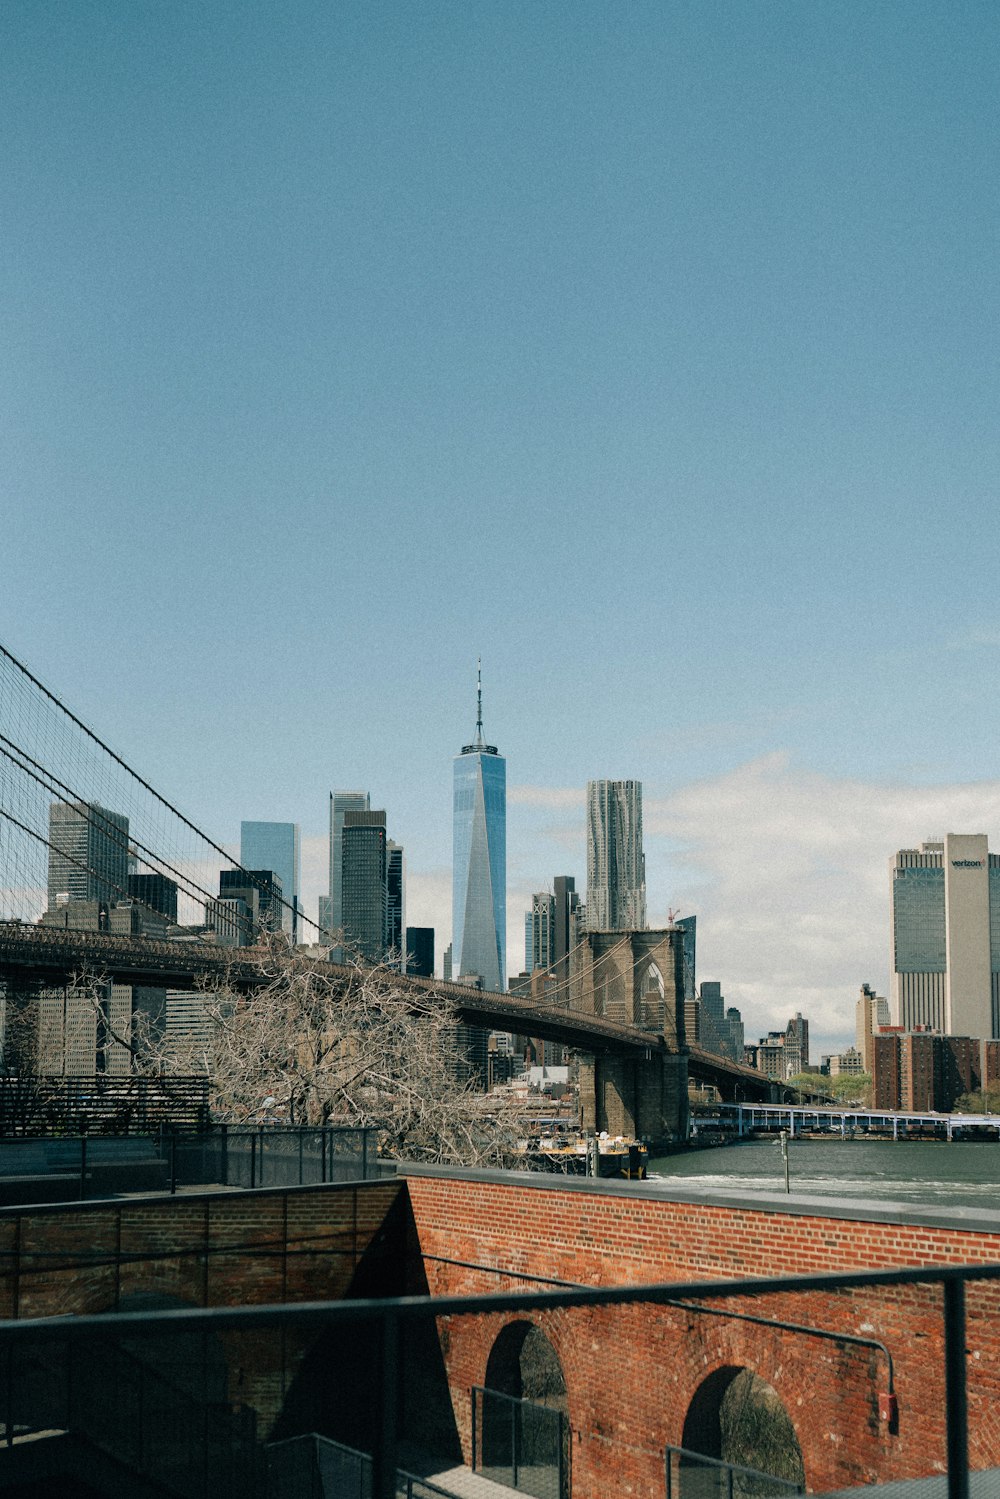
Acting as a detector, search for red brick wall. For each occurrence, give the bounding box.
[0,1180,403,1319]
[0,1180,406,1439]
[402,1169,1000,1497]
[4,1171,1000,1497]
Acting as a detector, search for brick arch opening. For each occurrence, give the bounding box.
[484,1319,567,1406]
[481,1320,568,1478]
[681,1365,804,1491]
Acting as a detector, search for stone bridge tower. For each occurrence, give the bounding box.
[572,927,688,1148]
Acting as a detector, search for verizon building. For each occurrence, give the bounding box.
[890,833,1000,1039]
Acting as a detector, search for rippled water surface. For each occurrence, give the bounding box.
[646,1137,1000,1211]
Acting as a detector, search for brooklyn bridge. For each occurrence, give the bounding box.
[0,639,772,1145]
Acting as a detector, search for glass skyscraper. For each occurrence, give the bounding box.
[452,668,506,991]
[342,809,387,963]
[387,840,405,968]
[47,800,129,909]
[240,821,301,940]
[322,791,370,960]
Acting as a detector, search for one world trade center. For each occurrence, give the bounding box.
[452,663,506,991]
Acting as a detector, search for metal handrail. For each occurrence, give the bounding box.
[471,1382,566,1497]
[0,1259,993,1499]
[665,1298,895,1393]
[665,1442,804,1499]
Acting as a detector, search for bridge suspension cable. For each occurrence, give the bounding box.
[0,639,317,940]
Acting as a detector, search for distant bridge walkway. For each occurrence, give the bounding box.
[722,1101,1000,1139]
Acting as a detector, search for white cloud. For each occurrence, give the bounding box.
[646,756,1000,1050]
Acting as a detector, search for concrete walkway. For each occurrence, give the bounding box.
[398,1443,537,1498]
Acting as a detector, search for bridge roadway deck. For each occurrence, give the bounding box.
[0,923,653,1057]
[0,922,771,1092]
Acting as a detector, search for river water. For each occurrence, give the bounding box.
[646,1137,1000,1213]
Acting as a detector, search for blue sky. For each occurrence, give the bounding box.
[3,2,998,1054]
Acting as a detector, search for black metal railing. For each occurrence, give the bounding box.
[164,1124,381,1192]
[267,1433,372,1499]
[266,1432,483,1499]
[0,1124,384,1202]
[471,1384,567,1499]
[0,1261,992,1499]
[0,1072,211,1135]
[1,1322,260,1496]
[666,1443,804,1499]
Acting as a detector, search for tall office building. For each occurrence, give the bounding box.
[526,880,581,980]
[342,809,387,964]
[585,780,646,930]
[453,666,506,991]
[37,898,166,1073]
[552,875,581,985]
[676,915,697,1003]
[127,873,179,925]
[725,1005,745,1060]
[323,792,370,960]
[219,868,283,939]
[47,801,129,909]
[405,926,434,978]
[240,822,301,940]
[387,841,405,967]
[856,982,890,1074]
[525,892,556,974]
[890,835,1000,1039]
[784,1012,809,1074]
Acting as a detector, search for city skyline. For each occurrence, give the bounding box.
[3,4,998,1058]
[25,701,1000,1062]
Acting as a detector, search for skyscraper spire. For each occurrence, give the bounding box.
[475,656,483,748]
[461,659,497,757]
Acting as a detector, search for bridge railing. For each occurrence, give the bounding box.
[0,1071,211,1136]
[0,1259,990,1499]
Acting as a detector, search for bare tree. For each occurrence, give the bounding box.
[129,939,527,1167]
[0,981,44,1134]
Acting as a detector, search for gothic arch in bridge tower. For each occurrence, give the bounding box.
[640,960,665,1026]
[680,1365,805,1495]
